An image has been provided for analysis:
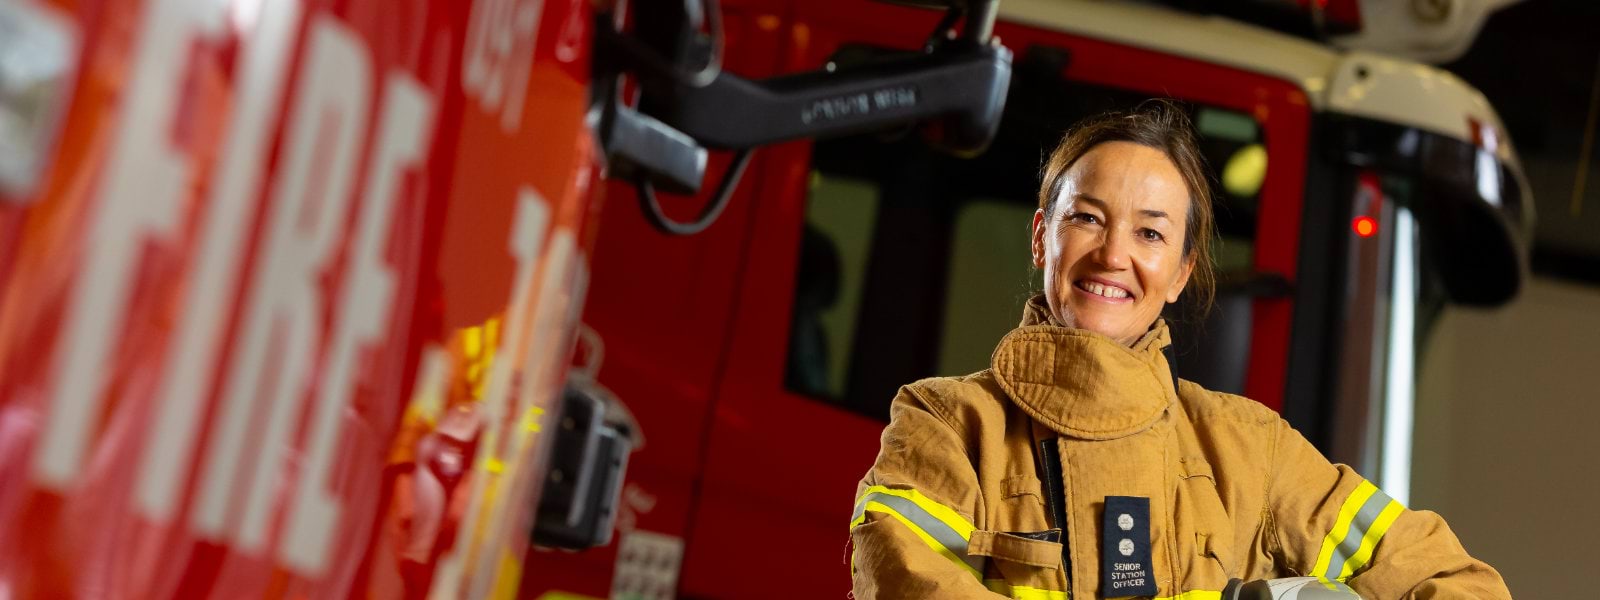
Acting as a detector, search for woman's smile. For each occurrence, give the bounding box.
[1072,277,1135,302]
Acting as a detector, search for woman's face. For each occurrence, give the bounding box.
[1031,141,1195,346]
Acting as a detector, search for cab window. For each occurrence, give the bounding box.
[784,78,1269,422]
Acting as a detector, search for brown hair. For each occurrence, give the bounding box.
[1036,99,1216,317]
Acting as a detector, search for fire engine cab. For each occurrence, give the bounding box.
[524,0,1529,597]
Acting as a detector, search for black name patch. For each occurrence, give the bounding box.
[1101,496,1156,597]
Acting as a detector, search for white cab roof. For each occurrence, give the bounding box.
[997,0,1518,164]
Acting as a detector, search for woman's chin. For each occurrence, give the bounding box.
[1063,306,1137,342]
[1080,324,1129,342]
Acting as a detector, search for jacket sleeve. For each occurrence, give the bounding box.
[1265,418,1510,599]
[850,385,1006,599]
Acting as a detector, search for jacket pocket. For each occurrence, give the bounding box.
[969,529,1068,596]
[994,474,1053,533]
[1174,457,1236,590]
[1001,474,1044,506]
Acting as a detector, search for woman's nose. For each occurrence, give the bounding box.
[1090,229,1132,271]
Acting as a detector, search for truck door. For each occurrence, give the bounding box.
[515,8,790,598]
[679,4,1313,597]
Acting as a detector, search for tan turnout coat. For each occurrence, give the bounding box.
[848,297,1509,599]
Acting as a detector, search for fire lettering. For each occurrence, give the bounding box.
[281,72,434,575]
[137,0,304,525]
[192,16,376,551]
[33,0,224,489]
[463,0,542,132]
[32,5,440,578]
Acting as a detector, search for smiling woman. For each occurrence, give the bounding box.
[1030,101,1215,345]
[847,102,1510,600]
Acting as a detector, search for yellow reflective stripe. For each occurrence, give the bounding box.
[852,485,977,538]
[1010,585,1069,600]
[983,580,1070,600]
[1312,480,1378,579]
[858,499,981,579]
[849,486,981,577]
[1315,480,1405,581]
[1337,497,1405,580]
[983,581,1222,600]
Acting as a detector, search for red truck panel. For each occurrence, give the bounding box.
[0,0,600,596]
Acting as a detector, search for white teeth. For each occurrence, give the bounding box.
[1081,281,1129,299]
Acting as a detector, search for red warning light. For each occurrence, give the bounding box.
[1353,216,1377,238]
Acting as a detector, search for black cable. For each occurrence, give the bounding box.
[691,0,725,88]
[637,148,753,235]
[598,0,723,89]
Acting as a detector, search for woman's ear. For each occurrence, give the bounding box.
[1030,208,1047,268]
[1165,252,1196,304]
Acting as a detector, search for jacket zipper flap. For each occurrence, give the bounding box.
[1036,437,1071,576]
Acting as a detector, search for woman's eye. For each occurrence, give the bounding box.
[1139,228,1165,242]
[1069,212,1100,224]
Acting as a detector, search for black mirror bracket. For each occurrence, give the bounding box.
[593,0,1011,234]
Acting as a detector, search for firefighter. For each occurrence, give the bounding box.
[848,101,1510,599]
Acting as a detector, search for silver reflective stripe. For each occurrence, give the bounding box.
[1322,487,1395,580]
[853,491,984,574]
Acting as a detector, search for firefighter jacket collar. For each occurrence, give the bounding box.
[991,295,1175,441]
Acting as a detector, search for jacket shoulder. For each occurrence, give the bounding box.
[900,370,1011,428]
[1174,379,1281,427]
[1173,381,1284,507]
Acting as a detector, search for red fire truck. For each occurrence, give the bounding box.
[0,0,1011,596]
[0,0,1527,597]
